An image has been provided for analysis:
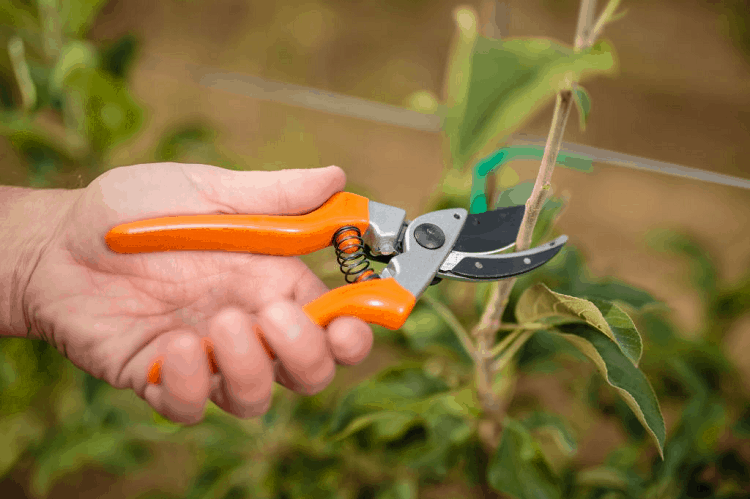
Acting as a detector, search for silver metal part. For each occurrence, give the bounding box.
[437,235,568,281]
[380,208,467,297]
[363,200,407,256]
[438,240,515,271]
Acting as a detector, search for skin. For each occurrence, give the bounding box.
[13,163,373,424]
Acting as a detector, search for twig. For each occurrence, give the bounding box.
[489,328,523,358]
[469,0,601,440]
[422,293,477,360]
[491,330,534,372]
[474,0,599,353]
[584,0,622,48]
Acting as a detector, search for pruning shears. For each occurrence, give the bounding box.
[105,192,567,384]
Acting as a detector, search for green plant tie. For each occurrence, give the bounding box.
[469,146,593,213]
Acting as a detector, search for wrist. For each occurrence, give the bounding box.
[0,186,78,338]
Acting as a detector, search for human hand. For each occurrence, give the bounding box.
[22,163,373,423]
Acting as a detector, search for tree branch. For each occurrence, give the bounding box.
[469,0,600,442]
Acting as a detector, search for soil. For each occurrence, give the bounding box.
[1,0,749,497]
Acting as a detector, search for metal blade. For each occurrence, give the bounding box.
[438,235,567,281]
[452,205,525,254]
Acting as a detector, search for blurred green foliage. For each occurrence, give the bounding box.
[1,2,749,499]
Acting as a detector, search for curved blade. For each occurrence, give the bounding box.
[439,235,567,281]
[452,205,525,253]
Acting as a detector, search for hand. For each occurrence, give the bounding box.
[22,163,373,423]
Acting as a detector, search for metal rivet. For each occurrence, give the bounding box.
[523,257,531,265]
[414,223,445,249]
[475,262,483,269]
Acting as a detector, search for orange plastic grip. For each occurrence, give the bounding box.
[147,278,415,384]
[302,277,416,329]
[106,192,370,256]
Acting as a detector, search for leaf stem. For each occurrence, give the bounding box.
[489,328,524,358]
[491,330,534,372]
[7,37,37,111]
[585,0,622,48]
[422,293,477,360]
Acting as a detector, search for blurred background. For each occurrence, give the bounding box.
[1,0,749,497]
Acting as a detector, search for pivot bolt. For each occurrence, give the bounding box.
[414,223,445,249]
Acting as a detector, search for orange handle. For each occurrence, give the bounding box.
[147,278,415,384]
[106,192,370,256]
[302,277,416,329]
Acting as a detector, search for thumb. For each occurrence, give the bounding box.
[194,165,347,215]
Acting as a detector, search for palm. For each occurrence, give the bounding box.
[24,163,371,422]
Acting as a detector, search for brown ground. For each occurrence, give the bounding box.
[2,0,750,496]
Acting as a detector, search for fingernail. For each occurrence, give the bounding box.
[148,358,163,384]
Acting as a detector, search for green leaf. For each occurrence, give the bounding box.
[572,86,591,130]
[442,6,478,154]
[327,366,450,439]
[509,245,658,314]
[654,392,726,486]
[445,37,616,168]
[184,457,247,499]
[30,428,144,497]
[494,181,533,208]
[50,40,98,96]
[515,286,664,457]
[553,323,666,458]
[516,283,643,366]
[575,466,629,490]
[328,386,479,444]
[62,66,143,153]
[373,411,421,441]
[520,411,577,457]
[487,417,562,498]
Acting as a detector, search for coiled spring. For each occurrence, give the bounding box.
[333,226,379,284]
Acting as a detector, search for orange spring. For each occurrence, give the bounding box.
[332,226,379,284]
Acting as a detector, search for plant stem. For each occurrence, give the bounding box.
[470,0,600,446]
[489,328,523,358]
[7,37,36,111]
[422,293,477,360]
[491,330,534,372]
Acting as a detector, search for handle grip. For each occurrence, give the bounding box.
[106,192,370,256]
[147,278,416,384]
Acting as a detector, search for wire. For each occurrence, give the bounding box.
[140,54,750,191]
